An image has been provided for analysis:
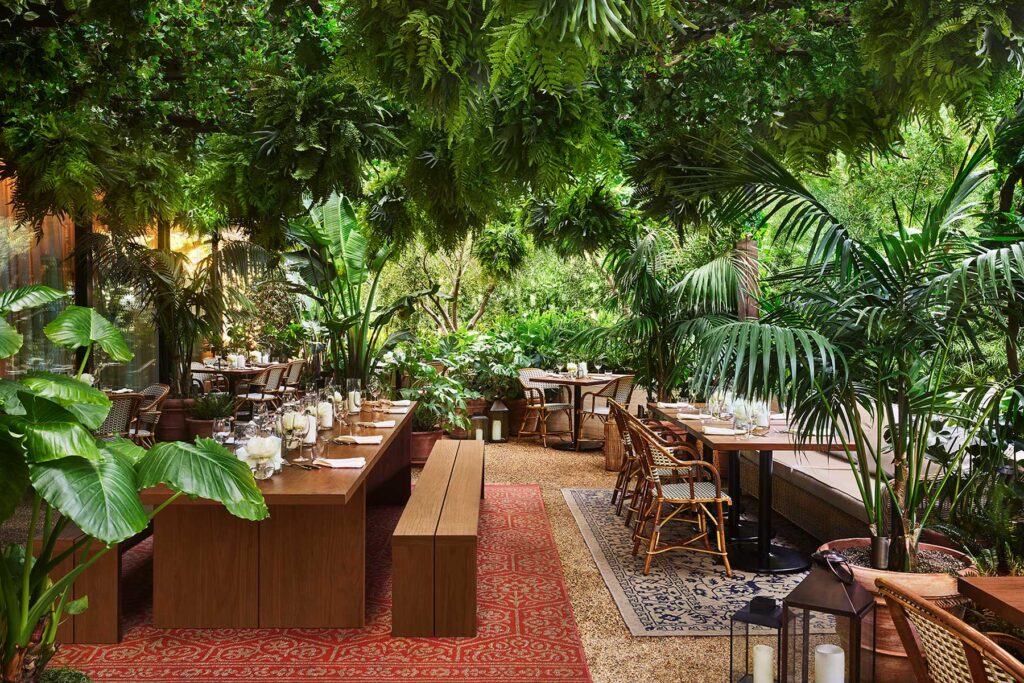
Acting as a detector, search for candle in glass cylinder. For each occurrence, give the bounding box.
[317,401,333,430]
[491,419,501,441]
[752,644,773,683]
[814,644,844,683]
[304,413,318,444]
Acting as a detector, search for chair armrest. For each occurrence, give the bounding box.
[670,460,724,497]
[523,386,545,405]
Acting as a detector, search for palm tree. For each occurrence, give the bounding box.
[686,138,1024,571]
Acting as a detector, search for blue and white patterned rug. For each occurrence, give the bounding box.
[563,488,831,636]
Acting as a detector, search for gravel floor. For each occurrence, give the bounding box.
[479,438,730,683]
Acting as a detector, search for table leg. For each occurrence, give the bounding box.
[728,450,809,574]
[722,448,758,542]
[553,384,601,451]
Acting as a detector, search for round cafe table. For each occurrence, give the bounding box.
[209,366,264,395]
[532,373,626,451]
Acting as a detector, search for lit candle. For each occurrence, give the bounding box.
[317,401,333,430]
[753,644,773,683]
[304,414,318,444]
[491,419,502,441]
[814,644,844,683]
[474,428,484,441]
[348,390,361,414]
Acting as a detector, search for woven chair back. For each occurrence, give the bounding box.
[285,359,305,385]
[877,578,1024,683]
[95,393,143,438]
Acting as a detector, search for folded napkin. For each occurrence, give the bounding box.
[770,412,788,422]
[111,388,133,394]
[390,399,412,406]
[385,407,409,414]
[314,457,366,469]
[333,434,383,445]
[678,412,712,419]
[356,420,396,429]
[702,426,744,436]
[657,401,693,409]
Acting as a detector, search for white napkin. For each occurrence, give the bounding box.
[770,412,788,422]
[385,407,409,414]
[657,402,693,409]
[703,426,744,436]
[678,412,712,419]
[112,388,132,394]
[333,435,383,445]
[357,420,395,428]
[390,399,412,406]
[314,457,366,469]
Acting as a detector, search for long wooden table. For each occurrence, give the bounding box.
[140,403,414,629]
[957,577,1024,627]
[649,405,853,574]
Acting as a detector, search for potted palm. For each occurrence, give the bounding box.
[185,392,237,439]
[0,286,267,682]
[688,139,1022,676]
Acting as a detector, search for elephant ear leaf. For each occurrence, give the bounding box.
[3,392,102,463]
[136,438,268,521]
[0,318,21,359]
[0,285,67,314]
[29,451,148,544]
[97,437,147,467]
[44,305,134,362]
[0,439,29,525]
[21,371,111,430]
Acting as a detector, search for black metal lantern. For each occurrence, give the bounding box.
[730,596,784,683]
[469,414,489,442]
[488,400,509,443]
[781,553,876,683]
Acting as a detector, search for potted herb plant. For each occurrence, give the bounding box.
[185,392,237,439]
[399,362,476,465]
[0,286,267,682]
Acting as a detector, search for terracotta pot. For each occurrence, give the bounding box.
[410,430,444,466]
[451,398,489,439]
[156,398,195,442]
[819,537,976,680]
[506,398,527,436]
[185,418,214,440]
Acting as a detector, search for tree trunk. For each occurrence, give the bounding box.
[999,169,1022,374]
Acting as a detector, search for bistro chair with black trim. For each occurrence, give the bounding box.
[236,364,287,418]
[626,416,732,576]
[877,578,1024,683]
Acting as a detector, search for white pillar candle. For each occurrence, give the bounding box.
[491,419,502,441]
[317,401,333,430]
[304,414,318,444]
[348,390,361,413]
[752,644,773,683]
[814,644,844,683]
[474,428,484,441]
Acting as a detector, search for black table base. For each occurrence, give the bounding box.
[551,439,603,452]
[729,542,810,574]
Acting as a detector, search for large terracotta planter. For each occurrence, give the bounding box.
[819,537,976,680]
[506,398,527,437]
[156,398,194,442]
[410,430,444,466]
[451,398,489,439]
[185,418,214,440]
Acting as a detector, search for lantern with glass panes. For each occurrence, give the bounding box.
[781,550,875,683]
[730,596,785,682]
[469,414,489,441]
[489,400,509,442]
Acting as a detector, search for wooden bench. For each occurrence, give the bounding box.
[391,439,484,637]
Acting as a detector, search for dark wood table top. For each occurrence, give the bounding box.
[958,576,1024,628]
[648,404,855,452]
[532,373,626,388]
[206,366,266,376]
[140,402,416,507]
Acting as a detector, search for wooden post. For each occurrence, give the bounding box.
[736,237,760,321]
[156,219,172,386]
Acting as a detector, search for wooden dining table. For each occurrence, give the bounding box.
[532,373,625,451]
[957,576,1024,627]
[140,402,415,629]
[649,404,854,575]
[207,365,265,394]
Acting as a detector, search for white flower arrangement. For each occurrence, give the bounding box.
[237,435,282,473]
[79,373,95,386]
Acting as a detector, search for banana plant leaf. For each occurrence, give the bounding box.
[44,305,134,362]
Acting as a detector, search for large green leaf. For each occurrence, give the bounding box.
[137,438,268,521]
[0,285,67,314]
[20,372,112,430]
[4,392,102,463]
[0,439,29,524]
[97,437,147,467]
[317,193,368,287]
[29,452,148,544]
[0,318,21,359]
[44,306,134,362]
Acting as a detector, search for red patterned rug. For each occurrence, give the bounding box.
[53,484,591,682]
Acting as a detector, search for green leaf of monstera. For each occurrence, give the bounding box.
[0,318,21,359]
[44,306,134,362]
[0,285,67,314]
[29,452,148,544]
[20,372,111,430]
[137,438,268,521]
[4,392,102,463]
[0,439,29,524]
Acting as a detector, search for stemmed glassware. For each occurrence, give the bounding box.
[212,418,233,446]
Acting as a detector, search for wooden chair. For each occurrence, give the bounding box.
[94,393,144,440]
[579,374,635,440]
[626,416,732,576]
[130,383,169,447]
[236,364,287,417]
[877,578,1024,682]
[515,368,572,448]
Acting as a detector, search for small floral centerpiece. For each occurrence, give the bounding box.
[566,361,578,378]
[281,410,306,449]
[237,434,283,480]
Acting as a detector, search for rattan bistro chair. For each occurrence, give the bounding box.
[278,359,306,399]
[626,416,732,576]
[94,392,144,440]
[236,364,287,417]
[516,368,572,448]
[877,578,1024,683]
[130,383,169,447]
[579,374,635,438]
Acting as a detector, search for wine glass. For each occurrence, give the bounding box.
[594,360,604,375]
[367,374,383,409]
[213,418,233,446]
